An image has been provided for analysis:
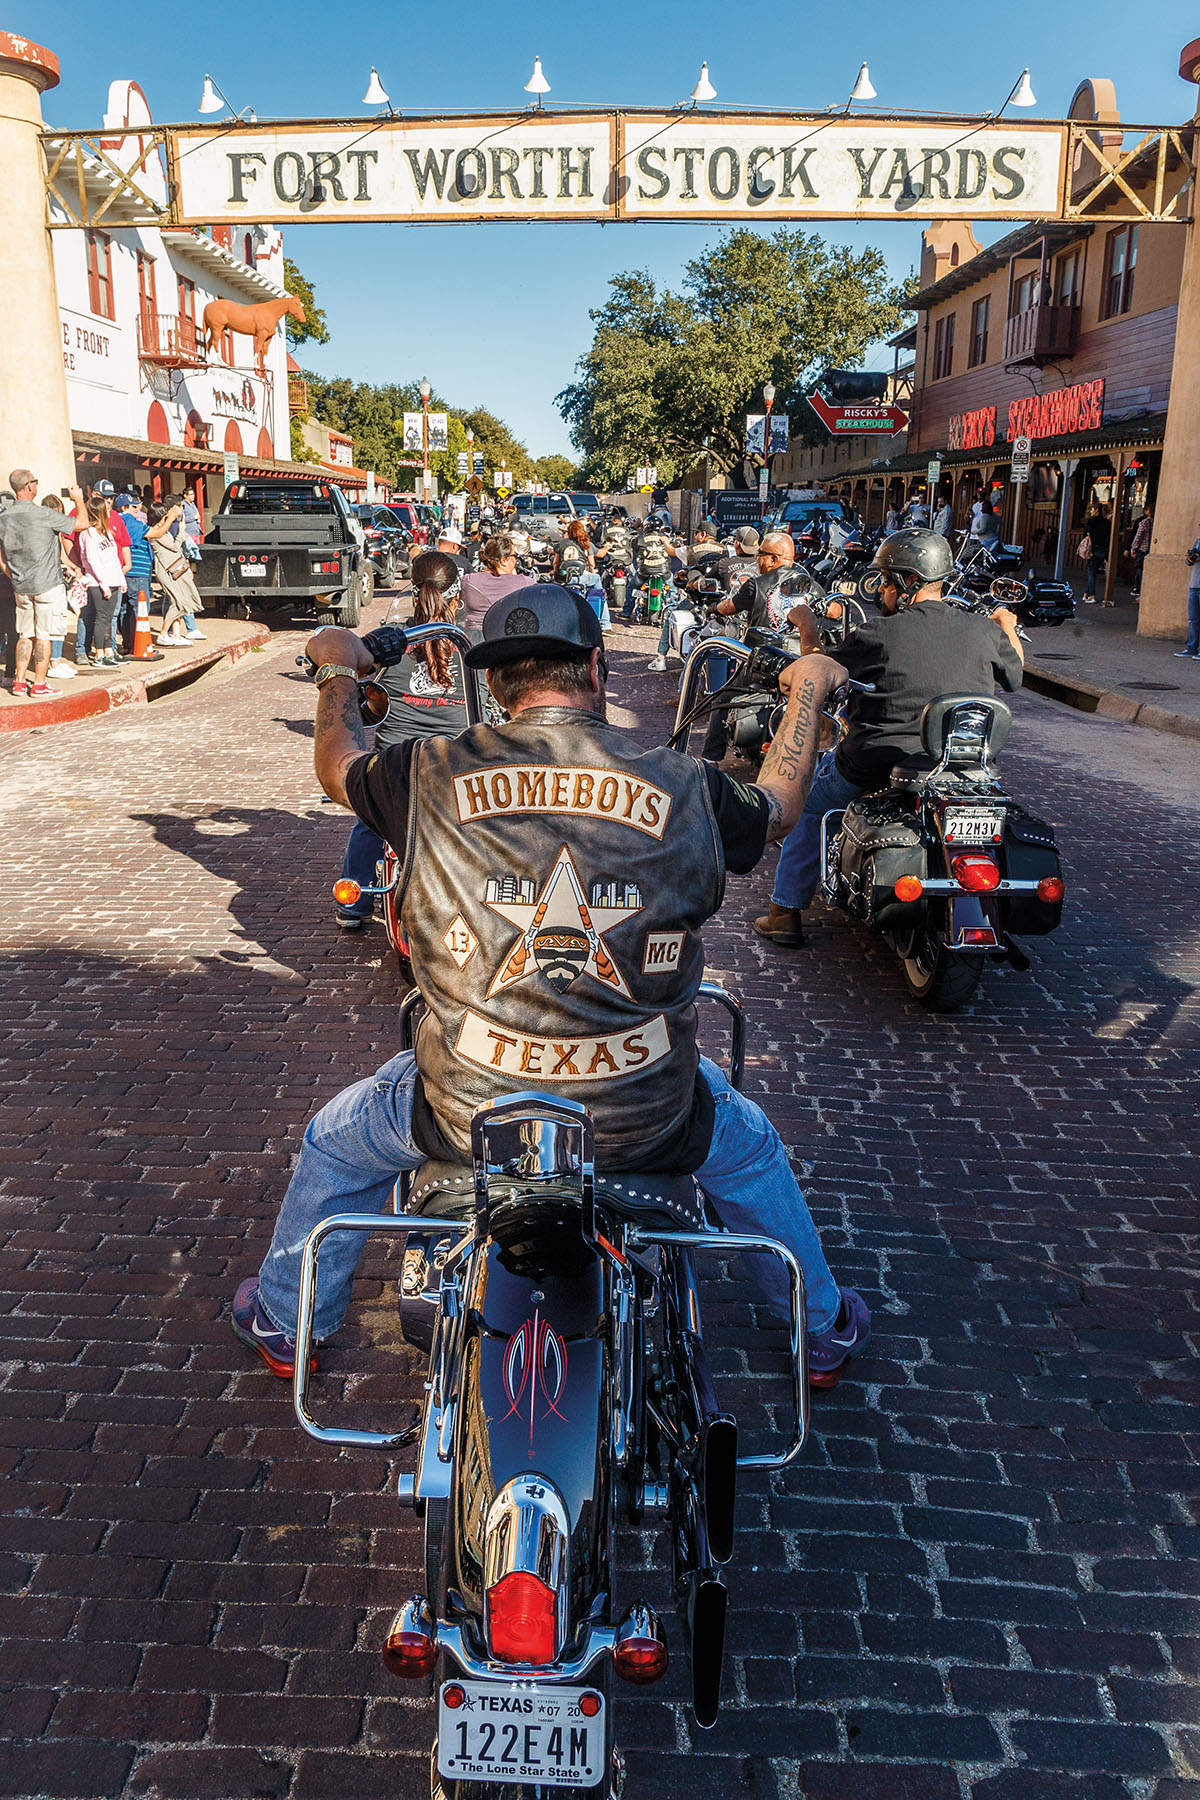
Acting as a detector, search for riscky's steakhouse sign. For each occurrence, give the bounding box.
[170,113,1067,224]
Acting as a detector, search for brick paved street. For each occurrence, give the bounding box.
[1,625,1198,1800]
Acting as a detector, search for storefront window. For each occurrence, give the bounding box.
[86,230,114,320]
[1054,249,1082,308]
[969,296,990,367]
[932,312,955,379]
[1101,226,1137,319]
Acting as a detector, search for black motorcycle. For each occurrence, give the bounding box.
[294,623,811,1797]
[672,634,1065,1012]
[954,535,1075,628]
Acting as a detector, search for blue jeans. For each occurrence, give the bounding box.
[1187,586,1200,655]
[339,818,384,918]
[772,750,867,910]
[255,1053,841,1341]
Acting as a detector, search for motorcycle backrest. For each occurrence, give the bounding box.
[920,693,1012,762]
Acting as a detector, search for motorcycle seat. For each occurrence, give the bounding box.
[406,1160,710,1232]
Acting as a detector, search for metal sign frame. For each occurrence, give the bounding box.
[39,111,1196,229]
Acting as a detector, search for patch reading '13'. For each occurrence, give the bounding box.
[453,764,672,839]
[454,1011,672,1081]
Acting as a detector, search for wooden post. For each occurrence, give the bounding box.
[1139,37,1200,637]
[1102,451,1126,606]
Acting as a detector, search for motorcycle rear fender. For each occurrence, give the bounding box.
[446,1235,609,1648]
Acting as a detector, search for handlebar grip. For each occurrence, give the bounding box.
[360,624,409,668]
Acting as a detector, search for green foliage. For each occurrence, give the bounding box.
[532,454,580,491]
[298,376,538,490]
[282,259,329,348]
[288,415,320,464]
[557,229,913,485]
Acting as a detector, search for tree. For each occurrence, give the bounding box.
[298,373,539,489]
[532,454,580,491]
[283,258,329,349]
[557,229,913,485]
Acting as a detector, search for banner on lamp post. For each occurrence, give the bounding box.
[402,413,423,452]
[427,413,449,453]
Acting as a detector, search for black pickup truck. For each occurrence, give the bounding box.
[193,478,372,627]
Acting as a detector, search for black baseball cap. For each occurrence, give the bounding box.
[465,584,605,671]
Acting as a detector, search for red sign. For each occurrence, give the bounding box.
[1008,379,1104,443]
[808,393,908,435]
[948,406,996,451]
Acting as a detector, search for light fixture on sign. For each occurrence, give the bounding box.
[993,68,1036,115]
[690,62,717,105]
[848,62,877,103]
[363,66,391,108]
[524,57,551,107]
[198,74,255,121]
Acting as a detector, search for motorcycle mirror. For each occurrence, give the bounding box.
[357,681,391,726]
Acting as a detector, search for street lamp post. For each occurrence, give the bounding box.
[466,427,474,491]
[419,375,431,505]
[760,382,776,508]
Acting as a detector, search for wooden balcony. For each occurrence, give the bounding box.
[137,312,205,367]
[1003,303,1081,366]
[287,373,308,414]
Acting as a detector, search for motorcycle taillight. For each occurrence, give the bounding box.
[487,1571,557,1664]
[951,854,1000,894]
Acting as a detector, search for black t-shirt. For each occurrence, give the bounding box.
[344,729,770,1168]
[374,650,471,746]
[834,601,1024,788]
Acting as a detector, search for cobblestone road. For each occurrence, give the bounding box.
[1,623,1198,1800]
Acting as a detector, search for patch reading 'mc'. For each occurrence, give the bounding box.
[453,765,671,839]
[642,930,685,973]
[454,1011,671,1081]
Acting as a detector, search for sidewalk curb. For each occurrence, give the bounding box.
[0,623,273,734]
[1023,658,1200,743]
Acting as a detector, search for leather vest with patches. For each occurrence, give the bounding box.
[398,707,725,1169]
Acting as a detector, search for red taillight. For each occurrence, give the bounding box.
[382,1628,437,1679]
[612,1633,669,1685]
[1037,876,1064,903]
[893,875,924,902]
[487,1571,556,1664]
[579,1691,602,1717]
[951,854,1000,893]
[442,1683,466,1709]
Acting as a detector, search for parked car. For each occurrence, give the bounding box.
[766,496,853,543]
[390,499,428,545]
[194,478,370,627]
[353,505,412,586]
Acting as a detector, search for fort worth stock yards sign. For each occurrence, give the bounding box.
[169,114,1069,224]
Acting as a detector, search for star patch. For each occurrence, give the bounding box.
[483,846,642,998]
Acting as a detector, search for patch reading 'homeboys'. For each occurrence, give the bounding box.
[455,1011,672,1082]
[484,845,642,998]
[453,765,672,839]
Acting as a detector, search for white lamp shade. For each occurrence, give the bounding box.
[690,61,717,103]
[419,377,432,400]
[1011,68,1036,107]
[362,67,390,107]
[849,62,877,103]
[198,75,224,115]
[763,382,777,406]
[524,56,551,96]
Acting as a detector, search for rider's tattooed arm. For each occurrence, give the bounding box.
[758,787,785,842]
[755,654,846,839]
[306,625,375,808]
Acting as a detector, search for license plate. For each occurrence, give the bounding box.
[437,1680,605,1787]
[240,564,266,579]
[834,579,858,595]
[943,808,1004,846]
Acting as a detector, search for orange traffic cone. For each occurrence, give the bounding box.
[130,589,162,661]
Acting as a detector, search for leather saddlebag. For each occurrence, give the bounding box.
[1000,805,1063,935]
[838,798,927,934]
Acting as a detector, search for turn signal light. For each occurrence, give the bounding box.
[893,875,924,902]
[612,1605,669,1685]
[332,879,362,905]
[381,1596,438,1679]
[1037,876,1065,902]
[951,854,1001,894]
[487,1571,557,1665]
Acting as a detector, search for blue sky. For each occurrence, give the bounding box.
[21,0,1200,457]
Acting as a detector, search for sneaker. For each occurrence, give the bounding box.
[336,910,367,931]
[155,633,176,646]
[1082,596,1096,604]
[1174,650,1199,658]
[808,1288,872,1389]
[28,683,62,698]
[231,1277,316,1379]
[646,655,668,672]
[47,660,77,680]
[9,681,28,697]
[186,629,208,640]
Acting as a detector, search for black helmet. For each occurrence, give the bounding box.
[872,528,954,587]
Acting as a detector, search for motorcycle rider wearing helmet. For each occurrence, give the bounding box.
[754,527,1025,948]
[231,586,872,1388]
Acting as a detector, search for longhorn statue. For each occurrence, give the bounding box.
[201,292,305,373]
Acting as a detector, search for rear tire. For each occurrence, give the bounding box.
[899,914,985,1011]
[338,578,363,630]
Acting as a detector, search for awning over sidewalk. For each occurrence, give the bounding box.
[72,428,370,490]
[833,413,1167,481]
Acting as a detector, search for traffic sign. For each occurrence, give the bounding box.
[1011,434,1032,485]
[927,459,943,489]
[466,475,483,496]
[808,393,908,435]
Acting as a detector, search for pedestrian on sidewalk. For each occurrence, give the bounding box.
[0,469,87,697]
[113,494,161,658]
[1080,505,1109,603]
[77,500,127,668]
[145,500,204,644]
[1129,506,1153,601]
[1176,531,1200,659]
[38,494,82,679]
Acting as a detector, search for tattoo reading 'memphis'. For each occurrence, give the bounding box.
[761,674,820,789]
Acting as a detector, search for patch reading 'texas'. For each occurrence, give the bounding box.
[453,765,672,840]
[454,1011,671,1081]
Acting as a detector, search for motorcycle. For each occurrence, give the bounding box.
[672,634,1065,1011]
[954,535,1075,627]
